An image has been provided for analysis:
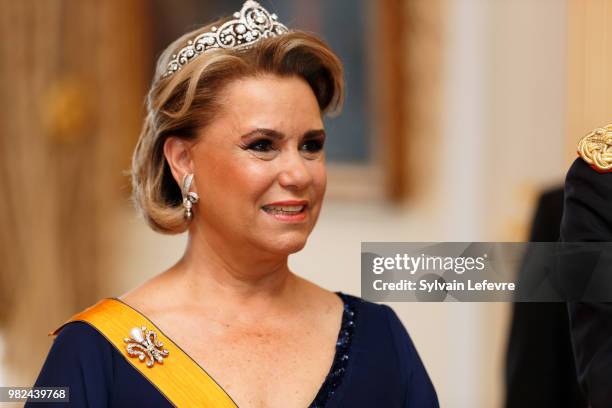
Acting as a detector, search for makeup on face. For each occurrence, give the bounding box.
[192,75,327,254]
[239,128,326,161]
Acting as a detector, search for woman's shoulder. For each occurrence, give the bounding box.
[32,318,172,407]
[336,292,414,356]
[336,294,427,371]
[38,298,129,384]
[42,320,116,376]
[53,320,112,349]
[32,321,115,403]
[336,292,401,327]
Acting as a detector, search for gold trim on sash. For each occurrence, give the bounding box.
[51,298,238,408]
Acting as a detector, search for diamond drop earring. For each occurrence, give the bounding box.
[181,173,199,221]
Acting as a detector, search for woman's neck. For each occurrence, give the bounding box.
[167,228,301,320]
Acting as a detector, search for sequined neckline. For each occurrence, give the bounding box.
[309,292,356,408]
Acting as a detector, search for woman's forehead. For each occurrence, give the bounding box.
[212,75,324,132]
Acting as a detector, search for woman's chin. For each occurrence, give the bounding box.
[257,235,309,255]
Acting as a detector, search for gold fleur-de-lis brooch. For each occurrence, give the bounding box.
[124,326,169,368]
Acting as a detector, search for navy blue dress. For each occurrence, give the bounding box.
[29,293,439,407]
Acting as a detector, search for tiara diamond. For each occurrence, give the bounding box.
[163,1,289,78]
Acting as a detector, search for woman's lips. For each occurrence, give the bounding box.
[261,201,309,222]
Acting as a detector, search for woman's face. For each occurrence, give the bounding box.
[190,74,327,256]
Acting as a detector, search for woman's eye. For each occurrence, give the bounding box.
[301,139,324,153]
[247,139,274,152]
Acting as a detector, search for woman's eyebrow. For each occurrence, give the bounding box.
[303,129,326,139]
[240,128,285,140]
[240,128,326,140]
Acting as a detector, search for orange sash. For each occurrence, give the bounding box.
[51,298,238,408]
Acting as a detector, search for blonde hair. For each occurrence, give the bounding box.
[131,21,345,234]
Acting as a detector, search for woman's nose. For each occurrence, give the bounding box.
[277,151,313,190]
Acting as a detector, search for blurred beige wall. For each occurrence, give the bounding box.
[566,0,612,159]
[0,0,148,386]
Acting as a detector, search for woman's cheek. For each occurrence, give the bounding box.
[313,163,327,197]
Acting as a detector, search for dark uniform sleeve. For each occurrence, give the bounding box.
[505,187,587,408]
[381,305,440,408]
[561,158,612,408]
[26,321,115,407]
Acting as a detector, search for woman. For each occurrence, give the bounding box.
[30,1,438,407]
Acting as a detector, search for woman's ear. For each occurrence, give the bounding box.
[163,136,194,187]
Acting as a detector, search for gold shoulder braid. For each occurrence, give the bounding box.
[577,124,612,173]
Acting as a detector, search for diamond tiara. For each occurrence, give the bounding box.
[163,1,289,78]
